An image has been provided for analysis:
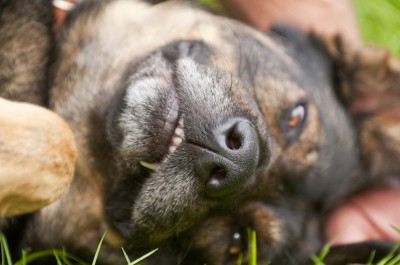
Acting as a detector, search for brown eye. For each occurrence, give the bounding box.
[228,232,244,256]
[280,102,307,143]
[288,104,306,128]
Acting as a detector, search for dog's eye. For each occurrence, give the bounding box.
[281,102,307,142]
[288,104,306,128]
[228,232,245,256]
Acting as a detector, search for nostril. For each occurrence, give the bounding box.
[226,127,242,150]
[208,167,227,187]
[210,167,226,180]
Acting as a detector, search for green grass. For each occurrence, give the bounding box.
[0,232,91,265]
[2,230,400,265]
[247,228,257,265]
[121,248,158,265]
[0,232,157,265]
[373,242,400,265]
[311,242,400,265]
[354,0,400,56]
[310,243,331,265]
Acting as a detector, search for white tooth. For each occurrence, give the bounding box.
[172,135,183,146]
[139,161,160,172]
[168,145,177,154]
[174,127,184,139]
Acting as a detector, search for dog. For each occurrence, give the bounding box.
[2,0,400,264]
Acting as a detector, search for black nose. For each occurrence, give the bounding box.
[194,118,261,198]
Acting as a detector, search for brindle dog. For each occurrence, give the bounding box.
[2,0,400,264]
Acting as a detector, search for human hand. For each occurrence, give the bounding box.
[219,0,361,46]
[324,185,400,244]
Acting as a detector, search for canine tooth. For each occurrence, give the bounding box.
[139,161,160,171]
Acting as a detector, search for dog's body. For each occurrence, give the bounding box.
[0,0,53,105]
[2,0,400,264]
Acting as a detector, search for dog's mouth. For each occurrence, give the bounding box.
[110,56,269,249]
[137,88,185,172]
[139,117,184,172]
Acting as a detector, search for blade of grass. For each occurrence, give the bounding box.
[366,250,376,265]
[0,233,13,265]
[377,242,400,265]
[59,249,74,265]
[55,249,88,265]
[310,255,325,265]
[14,249,59,265]
[128,248,158,265]
[391,242,400,252]
[318,243,331,261]
[390,225,400,234]
[310,243,331,265]
[91,232,106,265]
[376,254,395,265]
[21,250,27,265]
[385,254,400,265]
[250,229,257,265]
[54,250,63,265]
[121,248,131,264]
[246,228,257,265]
[1,235,5,265]
[236,252,243,265]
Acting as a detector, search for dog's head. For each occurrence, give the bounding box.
[167,30,400,264]
[102,24,366,261]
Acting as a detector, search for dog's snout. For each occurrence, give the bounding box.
[194,118,261,198]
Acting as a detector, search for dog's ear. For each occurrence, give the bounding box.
[327,38,400,177]
[270,24,332,82]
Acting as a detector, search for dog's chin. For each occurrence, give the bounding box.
[126,143,212,248]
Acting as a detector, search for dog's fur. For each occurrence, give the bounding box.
[0,0,53,105]
[2,0,400,264]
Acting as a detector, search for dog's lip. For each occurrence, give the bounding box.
[140,90,184,171]
[139,118,184,171]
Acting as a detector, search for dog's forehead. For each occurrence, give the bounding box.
[194,25,302,80]
[92,0,299,77]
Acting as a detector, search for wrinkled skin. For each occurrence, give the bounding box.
[2,0,400,264]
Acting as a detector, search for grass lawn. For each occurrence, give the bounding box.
[355,0,400,56]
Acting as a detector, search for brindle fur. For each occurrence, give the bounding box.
[1,0,400,264]
[0,0,54,105]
